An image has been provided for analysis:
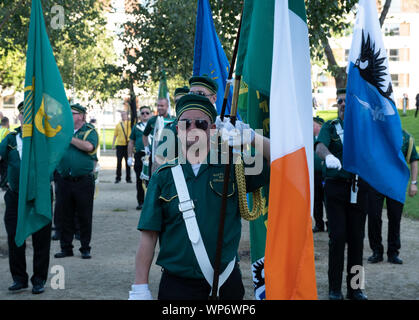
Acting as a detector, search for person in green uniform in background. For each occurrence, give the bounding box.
[54,103,98,260]
[141,97,175,173]
[129,94,271,300]
[313,116,326,233]
[0,116,10,190]
[315,88,368,301]
[1,102,51,294]
[366,129,418,265]
[128,106,152,210]
[154,86,190,165]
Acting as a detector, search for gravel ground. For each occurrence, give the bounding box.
[0,151,417,300]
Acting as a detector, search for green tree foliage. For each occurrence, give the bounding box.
[119,0,242,87]
[306,0,392,88]
[0,0,121,105]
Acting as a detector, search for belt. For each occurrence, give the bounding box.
[62,174,92,182]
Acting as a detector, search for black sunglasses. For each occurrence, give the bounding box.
[141,111,150,115]
[337,98,345,105]
[179,119,209,130]
[189,91,213,98]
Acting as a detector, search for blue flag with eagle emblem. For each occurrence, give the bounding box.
[193,0,233,115]
[16,0,73,246]
[344,0,409,204]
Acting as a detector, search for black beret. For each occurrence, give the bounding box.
[176,94,218,123]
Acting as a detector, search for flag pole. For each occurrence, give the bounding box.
[210,8,243,300]
[219,8,243,121]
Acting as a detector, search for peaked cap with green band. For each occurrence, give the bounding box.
[313,116,325,125]
[71,103,87,114]
[176,94,218,123]
[174,86,190,98]
[336,88,346,96]
[140,105,151,111]
[189,75,218,94]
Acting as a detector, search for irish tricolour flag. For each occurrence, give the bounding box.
[264,0,317,299]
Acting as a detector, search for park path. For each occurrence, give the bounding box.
[0,151,418,300]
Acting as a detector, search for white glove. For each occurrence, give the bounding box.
[215,116,255,147]
[325,154,342,170]
[127,157,133,167]
[128,284,153,300]
[144,146,151,156]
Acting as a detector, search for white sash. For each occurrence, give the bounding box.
[334,122,344,144]
[171,165,236,296]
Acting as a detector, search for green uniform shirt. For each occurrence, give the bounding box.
[156,120,178,160]
[57,123,98,177]
[130,121,147,153]
[314,136,323,173]
[402,130,419,163]
[138,154,270,279]
[315,118,352,180]
[143,115,175,137]
[0,128,22,192]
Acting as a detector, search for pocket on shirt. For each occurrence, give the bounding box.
[209,180,235,198]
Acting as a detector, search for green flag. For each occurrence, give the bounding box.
[16,0,74,246]
[236,0,274,95]
[236,0,274,300]
[158,69,171,115]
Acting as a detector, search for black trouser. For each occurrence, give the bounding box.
[415,104,419,118]
[134,151,145,205]
[57,174,95,253]
[116,145,131,181]
[53,176,80,236]
[4,189,51,285]
[324,178,367,293]
[367,186,403,257]
[0,159,7,188]
[313,171,325,230]
[158,267,245,300]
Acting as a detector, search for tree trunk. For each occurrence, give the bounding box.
[323,0,392,90]
[129,80,137,128]
[322,38,347,89]
[379,0,392,27]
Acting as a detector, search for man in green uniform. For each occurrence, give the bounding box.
[315,88,368,300]
[367,129,418,264]
[141,97,175,170]
[1,102,51,294]
[129,94,270,300]
[54,103,98,260]
[313,116,326,232]
[128,106,152,210]
[153,87,191,165]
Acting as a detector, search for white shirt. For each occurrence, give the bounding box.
[16,133,23,160]
[191,164,201,176]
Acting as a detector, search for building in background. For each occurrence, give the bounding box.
[313,0,419,110]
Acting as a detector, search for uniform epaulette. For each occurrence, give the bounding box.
[155,158,179,174]
[85,123,96,130]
